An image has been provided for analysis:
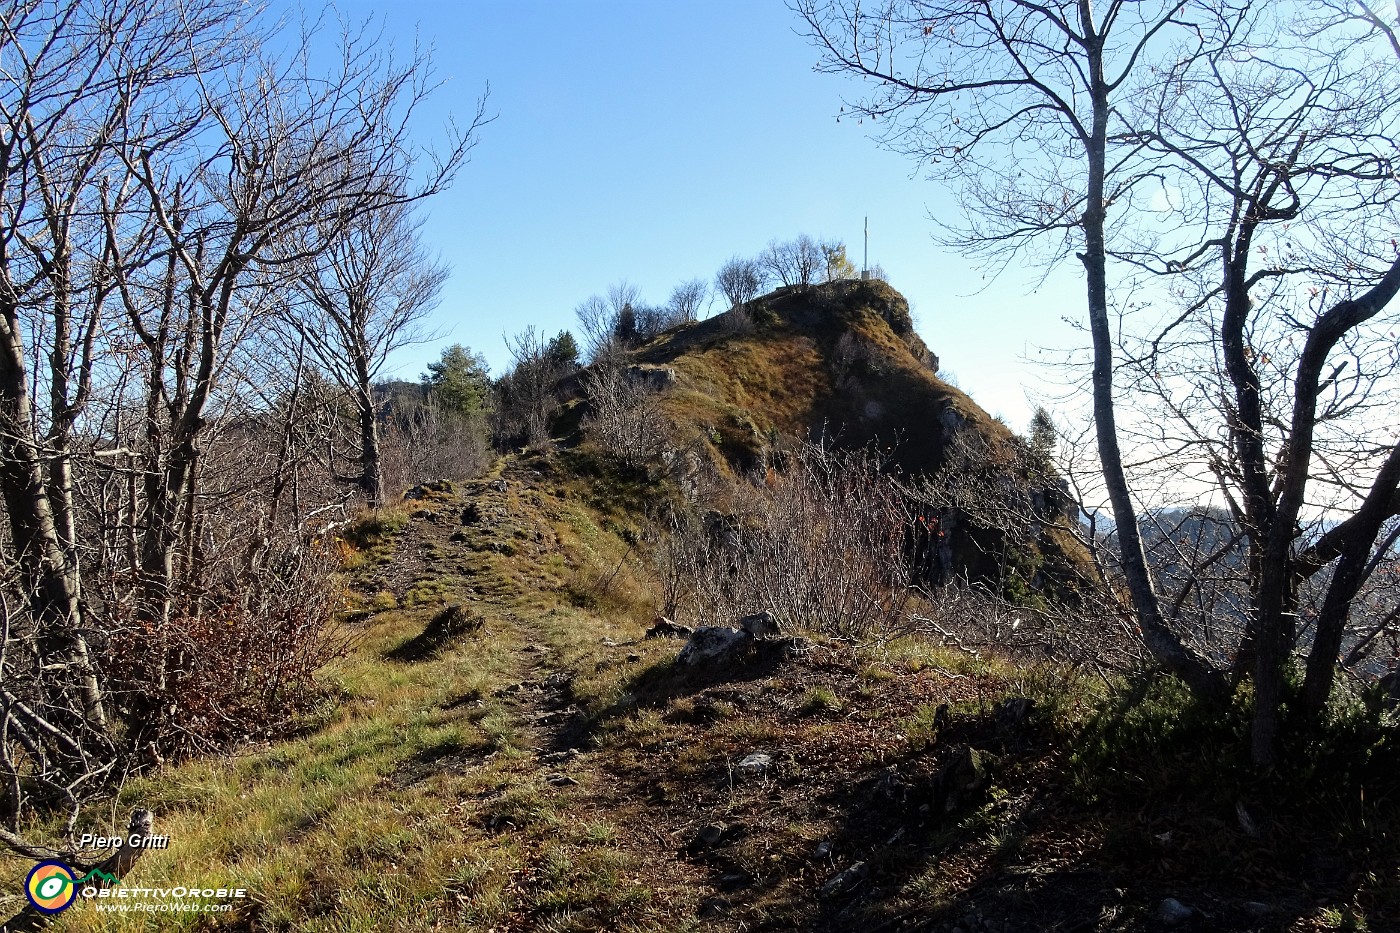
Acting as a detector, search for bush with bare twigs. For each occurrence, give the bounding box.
[580,367,672,470]
[652,442,916,641]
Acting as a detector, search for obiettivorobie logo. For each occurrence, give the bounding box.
[24,861,80,914]
[25,862,123,914]
[23,858,247,916]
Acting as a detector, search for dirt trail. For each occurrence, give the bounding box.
[365,457,1333,933]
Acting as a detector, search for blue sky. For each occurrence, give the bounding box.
[332,0,1088,431]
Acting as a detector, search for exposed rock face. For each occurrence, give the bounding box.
[624,364,677,391]
[622,277,1095,603]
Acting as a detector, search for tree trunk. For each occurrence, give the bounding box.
[0,307,107,732]
[1077,20,1226,703]
[355,359,384,508]
[1299,442,1400,715]
[359,393,384,509]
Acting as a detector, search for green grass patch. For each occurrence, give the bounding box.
[800,686,844,717]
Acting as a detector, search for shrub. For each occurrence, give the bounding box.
[652,441,915,640]
[580,367,671,470]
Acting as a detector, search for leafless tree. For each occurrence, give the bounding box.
[282,195,467,508]
[580,366,671,469]
[793,0,1225,700]
[379,395,492,491]
[795,0,1400,765]
[760,234,824,288]
[574,280,642,361]
[494,327,576,447]
[715,255,768,308]
[666,278,710,323]
[574,295,612,360]
[1104,2,1400,754]
[0,0,481,836]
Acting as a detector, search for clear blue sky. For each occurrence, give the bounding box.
[330,0,1087,431]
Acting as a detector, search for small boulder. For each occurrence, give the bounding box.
[735,752,772,778]
[872,766,909,802]
[676,626,749,666]
[692,822,728,850]
[1156,898,1196,926]
[820,861,867,898]
[739,611,781,638]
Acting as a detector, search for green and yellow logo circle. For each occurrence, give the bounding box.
[25,860,77,913]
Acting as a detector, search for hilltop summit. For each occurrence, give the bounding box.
[595,279,1086,598]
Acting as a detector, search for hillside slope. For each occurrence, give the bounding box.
[613,279,1089,598]
[7,288,1394,933]
[634,279,989,475]
[14,456,1391,933]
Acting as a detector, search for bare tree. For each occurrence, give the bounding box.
[0,0,482,836]
[494,327,577,447]
[795,0,1228,702]
[666,278,710,322]
[573,295,610,361]
[761,235,823,288]
[715,255,768,308]
[580,366,671,469]
[0,0,249,818]
[574,280,642,361]
[1106,2,1400,756]
[283,198,458,509]
[796,0,1400,765]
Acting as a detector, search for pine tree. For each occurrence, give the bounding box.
[424,344,492,415]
